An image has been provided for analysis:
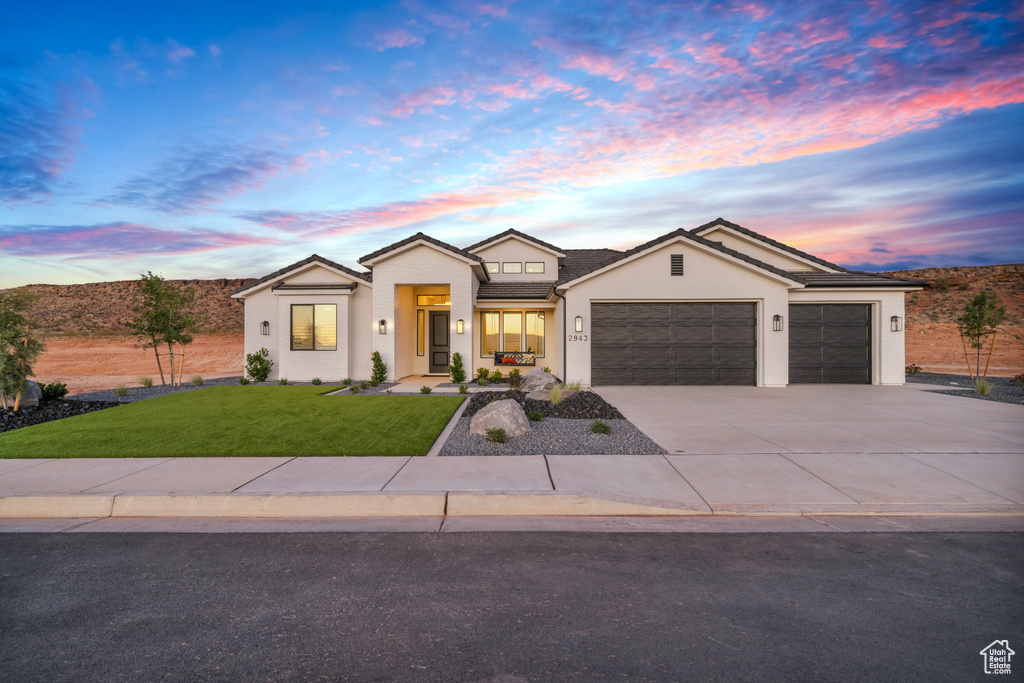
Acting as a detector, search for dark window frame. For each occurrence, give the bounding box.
[525,262,545,274]
[502,262,523,274]
[290,303,337,351]
[479,309,547,358]
[485,262,500,274]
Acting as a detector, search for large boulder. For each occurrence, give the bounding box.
[470,399,531,438]
[520,367,555,393]
[1,380,41,409]
[526,388,577,403]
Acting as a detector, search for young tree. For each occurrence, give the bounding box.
[956,289,1006,380]
[125,273,200,387]
[0,290,45,411]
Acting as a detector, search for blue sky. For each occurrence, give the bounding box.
[2,0,1023,287]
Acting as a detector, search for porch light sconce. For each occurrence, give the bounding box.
[773,314,783,332]
[378,319,387,335]
[457,319,464,334]
[575,315,583,333]
[890,315,903,332]
[260,321,270,336]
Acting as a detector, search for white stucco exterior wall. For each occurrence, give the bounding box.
[701,228,831,273]
[473,239,560,281]
[561,239,795,387]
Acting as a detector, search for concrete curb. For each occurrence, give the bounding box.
[0,495,116,518]
[446,490,711,516]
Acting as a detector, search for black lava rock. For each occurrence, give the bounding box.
[0,400,122,434]
[463,390,624,420]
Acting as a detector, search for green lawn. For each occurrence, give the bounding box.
[0,387,465,458]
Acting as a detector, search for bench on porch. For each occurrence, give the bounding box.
[494,351,537,367]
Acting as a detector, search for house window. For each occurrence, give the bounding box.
[525,262,545,274]
[503,312,522,351]
[416,310,425,356]
[291,304,336,351]
[485,262,500,274]
[416,294,450,306]
[526,311,545,355]
[502,262,522,274]
[481,312,500,357]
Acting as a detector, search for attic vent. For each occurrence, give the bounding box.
[670,254,684,276]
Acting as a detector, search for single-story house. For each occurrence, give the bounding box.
[230,218,923,387]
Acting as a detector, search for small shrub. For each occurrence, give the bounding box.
[957,282,971,291]
[312,377,322,385]
[508,368,521,391]
[527,409,544,422]
[905,363,922,376]
[477,377,488,386]
[245,347,274,382]
[349,385,360,393]
[564,380,582,391]
[975,378,993,396]
[486,427,508,443]
[369,379,380,387]
[279,378,288,385]
[191,375,204,386]
[420,385,432,394]
[459,384,468,395]
[1011,373,1024,387]
[115,385,130,397]
[342,378,352,386]
[590,419,611,434]
[371,351,388,385]
[138,376,154,388]
[385,389,393,395]
[476,367,490,380]
[491,370,503,382]
[239,377,250,385]
[360,381,370,390]
[549,384,563,405]
[932,276,951,292]
[448,352,467,384]
[542,366,551,373]
[40,382,69,402]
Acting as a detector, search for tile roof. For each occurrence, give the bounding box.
[691,217,848,272]
[792,271,925,287]
[465,228,565,255]
[555,229,806,286]
[358,231,484,266]
[271,282,358,291]
[476,281,556,299]
[230,254,371,296]
[557,248,623,282]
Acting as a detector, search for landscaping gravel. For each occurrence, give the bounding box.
[462,390,624,420]
[439,417,667,456]
[69,378,398,403]
[906,372,1023,405]
[1,400,122,434]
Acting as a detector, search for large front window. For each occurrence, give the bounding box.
[291,304,336,350]
[480,310,545,357]
[481,312,500,357]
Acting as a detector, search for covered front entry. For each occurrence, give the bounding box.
[429,311,450,373]
[591,302,757,385]
[789,303,871,384]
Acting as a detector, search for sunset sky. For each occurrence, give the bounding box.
[2,0,1023,288]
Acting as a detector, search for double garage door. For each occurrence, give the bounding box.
[590,302,872,385]
[591,303,756,385]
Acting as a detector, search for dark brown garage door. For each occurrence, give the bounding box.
[591,303,756,385]
[789,304,871,384]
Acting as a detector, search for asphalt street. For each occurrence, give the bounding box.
[1,532,1021,682]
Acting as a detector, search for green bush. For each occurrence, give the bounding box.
[975,378,993,396]
[932,276,951,292]
[448,352,467,384]
[957,282,971,291]
[527,409,544,422]
[359,381,370,390]
[542,366,551,373]
[486,427,507,443]
[40,382,68,402]
[239,377,250,385]
[191,375,204,386]
[420,385,432,394]
[564,380,582,391]
[311,377,322,385]
[245,347,274,382]
[279,378,288,385]
[477,377,488,386]
[549,384,562,405]
[508,368,521,391]
[385,388,393,395]
[349,385,360,393]
[115,385,130,397]
[590,419,611,434]
[342,378,352,386]
[138,376,154,388]
[371,351,388,385]
[476,367,490,380]
[458,384,468,395]
[491,370,503,382]
[905,363,922,376]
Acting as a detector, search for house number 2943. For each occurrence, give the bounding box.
[567,334,588,342]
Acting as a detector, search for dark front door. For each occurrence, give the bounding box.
[789,304,871,383]
[591,302,757,385]
[429,311,450,373]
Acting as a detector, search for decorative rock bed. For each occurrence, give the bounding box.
[1,400,123,434]
[462,389,624,420]
[907,372,1023,405]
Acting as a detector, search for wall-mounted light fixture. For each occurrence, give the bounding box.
[378,319,387,335]
[261,321,270,336]
[890,315,903,332]
[773,314,784,332]
[457,319,464,334]
[575,315,583,333]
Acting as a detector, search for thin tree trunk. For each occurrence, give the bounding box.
[167,342,177,387]
[13,318,29,412]
[982,331,997,380]
[177,344,186,387]
[959,331,974,380]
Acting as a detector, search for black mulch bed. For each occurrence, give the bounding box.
[1,400,122,434]
[906,372,1023,406]
[462,389,624,420]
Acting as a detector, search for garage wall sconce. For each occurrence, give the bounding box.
[574,315,583,333]
[457,319,464,334]
[378,319,387,335]
[890,315,903,332]
[773,314,784,332]
[260,320,270,336]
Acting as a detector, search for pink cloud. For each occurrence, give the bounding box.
[478,3,508,18]
[166,40,195,63]
[389,85,457,117]
[868,35,907,49]
[375,28,425,51]
[209,45,221,58]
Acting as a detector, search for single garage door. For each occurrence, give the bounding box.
[591,302,756,385]
[789,304,871,384]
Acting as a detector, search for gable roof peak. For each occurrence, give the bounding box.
[465,228,565,256]
[691,218,848,273]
